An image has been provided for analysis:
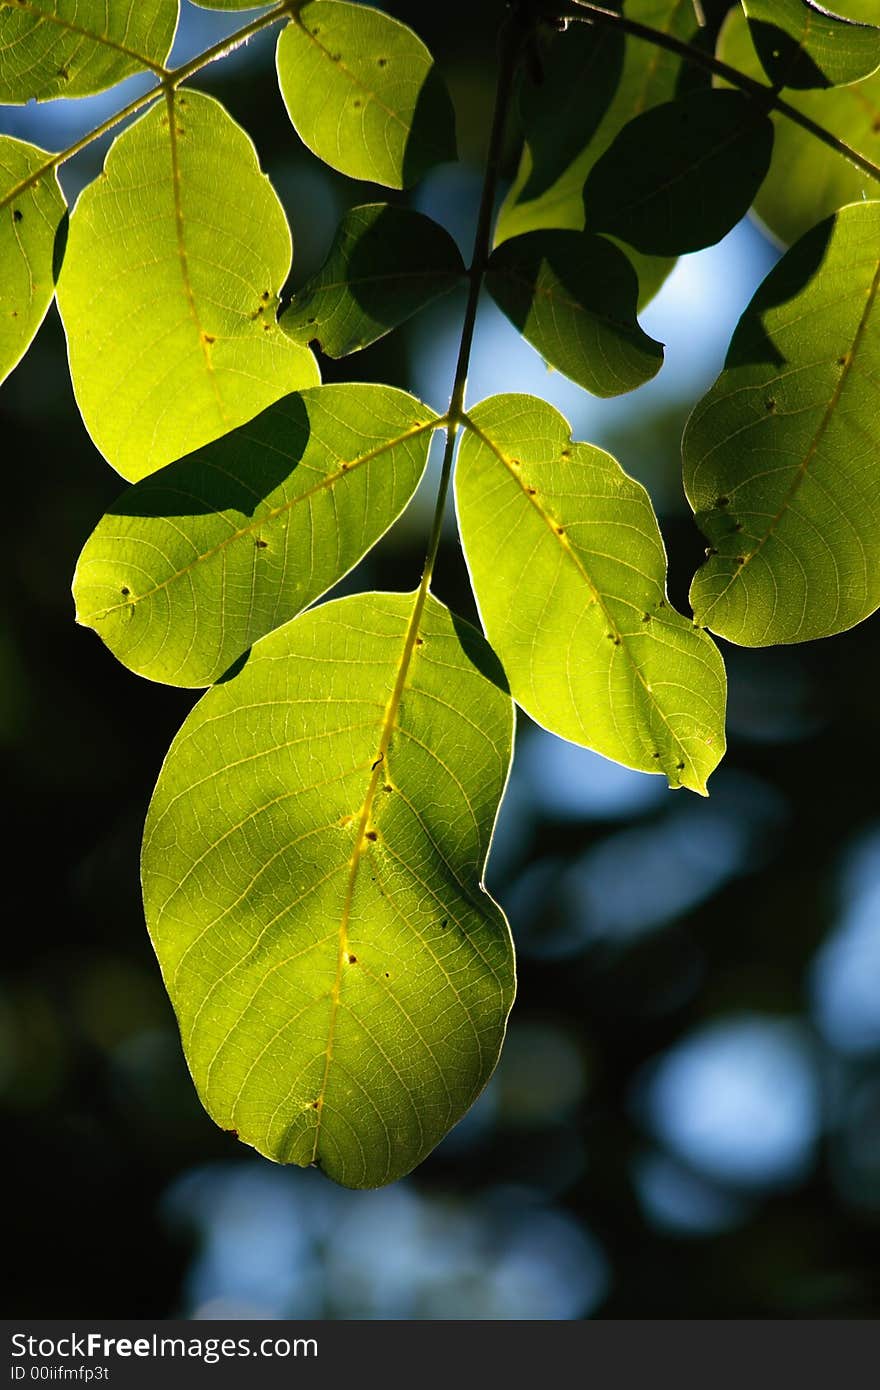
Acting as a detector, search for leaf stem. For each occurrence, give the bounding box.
[419,9,523,596]
[0,2,296,213]
[562,0,880,186]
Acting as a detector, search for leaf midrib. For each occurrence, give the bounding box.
[310,581,432,1160]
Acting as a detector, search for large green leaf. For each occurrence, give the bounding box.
[281,204,464,358]
[485,230,663,397]
[142,590,515,1188]
[276,0,456,189]
[718,3,880,246]
[743,0,880,90]
[74,384,439,687]
[496,0,705,304]
[0,136,65,385]
[686,200,880,647]
[583,89,774,256]
[456,395,726,793]
[0,0,177,102]
[56,90,318,482]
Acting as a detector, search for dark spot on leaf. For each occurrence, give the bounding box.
[765,398,776,412]
[440,919,448,928]
[642,612,652,622]
[371,753,384,769]
[262,322,271,331]
[735,556,745,565]
[377,56,388,66]
[353,99,362,109]
[652,751,661,759]
[332,52,342,62]
[734,522,743,532]
[716,496,729,508]
[383,783,393,794]
[120,586,130,597]
[202,333,216,345]
[225,1128,238,1137]
[561,448,571,458]
[255,538,268,549]
[415,637,424,646]
[555,525,565,536]
[13,209,22,222]
[261,289,270,301]
[365,830,378,842]
[311,1100,320,1109]
[837,355,849,367]
[347,953,357,964]
[676,761,686,771]
[657,599,666,608]
[384,972,390,978]
[612,636,621,646]
[307,316,317,325]
[527,487,537,496]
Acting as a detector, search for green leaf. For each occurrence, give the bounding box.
[141,589,515,1188]
[456,395,726,794]
[583,89,774,256]
[190,2,268,8]
[718,3,880,246]
[515,11,625,202]
[0,136,65,385]
[74,384,439,687]
[276,0,457,189]
[485,230,663,397]
[0,0,177,103]
[56,90,319,483]
[743,0,880,90]
[496,0,705,304]
[281,204,464,358]
[686,200,880,647]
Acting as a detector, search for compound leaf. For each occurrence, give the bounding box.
[56,90,319,482]
[583,89,774,256]
[743,0,880,91]
[485,229,663,397]
[0,135,65,385]
[282,204,464,358]
[74,384,439,687]
[0,0,177,103]
[718,3,880,245]
[276,0,456,189]
[456,395,726,794]
[686,200,880,646]
[142,590,515,1189]
[496,0,706,304]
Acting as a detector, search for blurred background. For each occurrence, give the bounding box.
[3,0,880,1318]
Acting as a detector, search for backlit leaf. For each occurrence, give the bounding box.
[743,0,880,91]
[686,200,880,646]
[56,90,319,482]
[142,590,515,1188]
[456,395,726,793]
[718,3,880,245]
[0,0,177,103]
[276,0,456,189]
[583,89,774,256]
[0,135,65,385]
[74,384,439,687]
[485,229,663,397]
[281,204,464,358]
[496,0,705,304]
